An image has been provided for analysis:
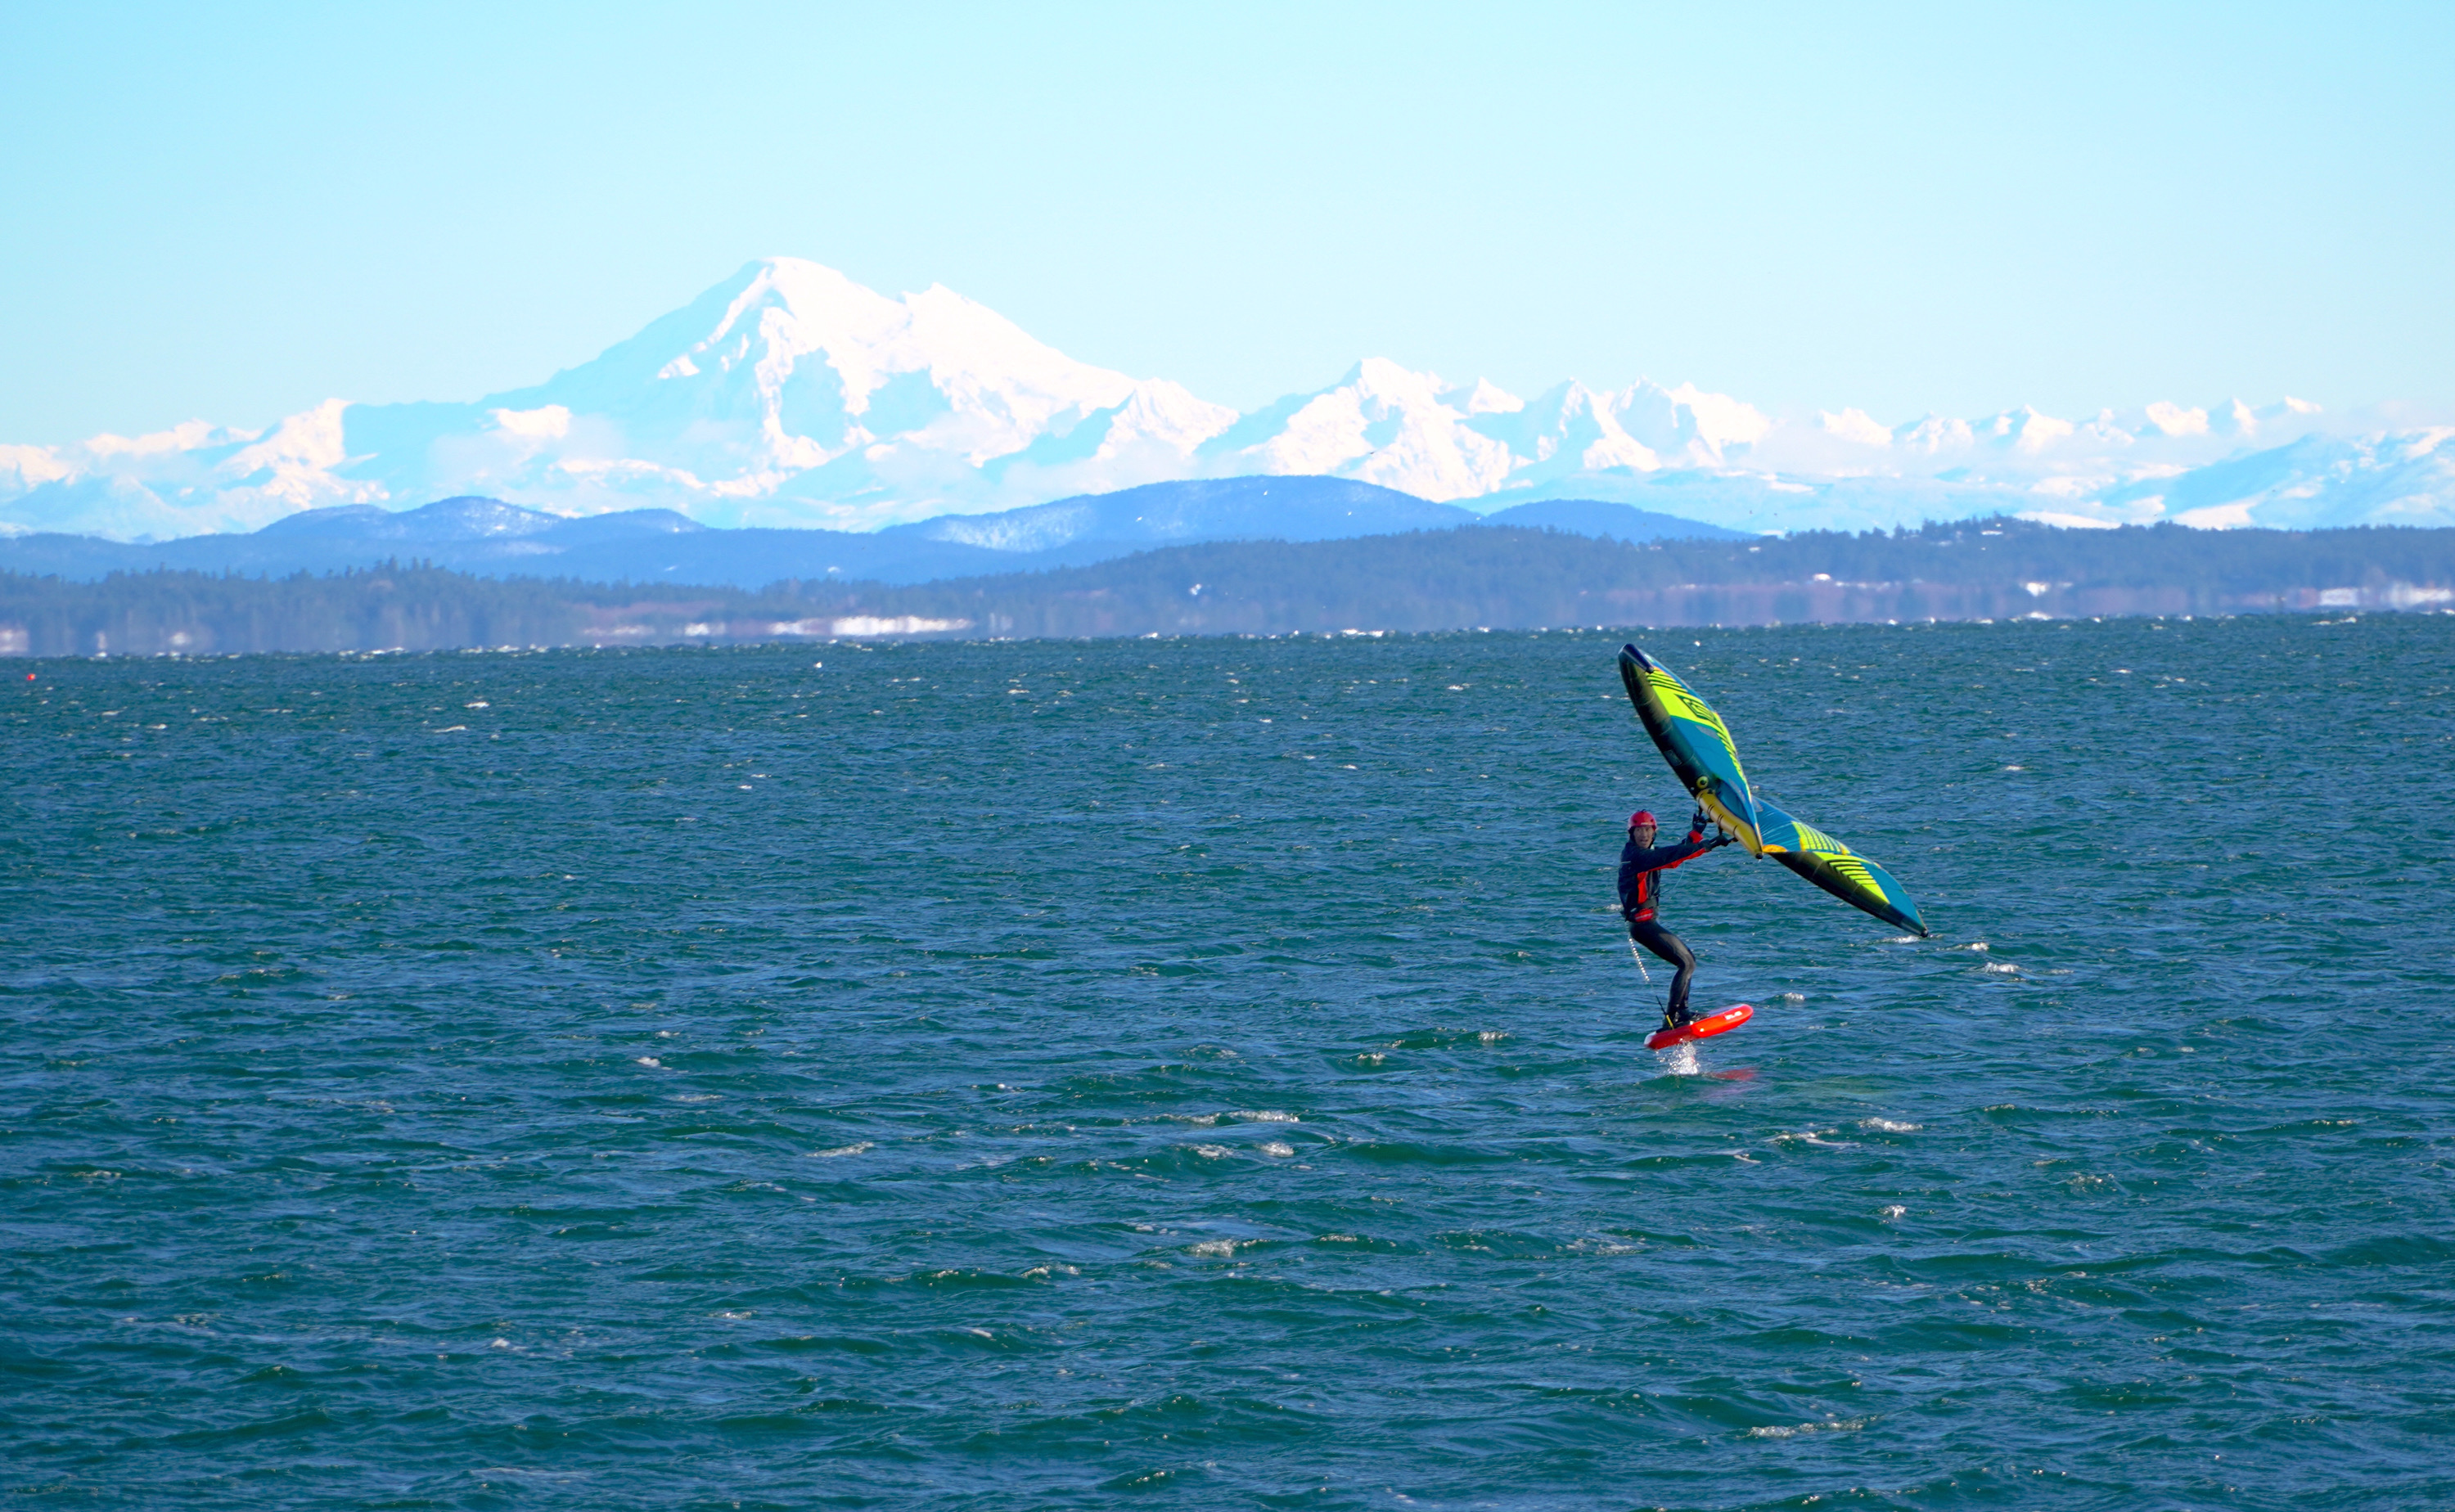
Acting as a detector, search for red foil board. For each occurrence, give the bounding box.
[1646,1002,1754,1051]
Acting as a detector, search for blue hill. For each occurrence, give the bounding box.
[0,477,1739,588]
[1472,497,1753,542]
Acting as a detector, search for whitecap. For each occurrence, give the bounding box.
[1186,1237,1243,1257]
[1778,1130,1858,1149]
[1747,1417,1866,1438]
[804,1142,872,1159]
[633,1056,663,1068]
[1258,1141,1295,1157]
[1878,1204,1908,1220]
[1231,1109,1299,1123]
[1570,1237,1643,1256]
[1477,1031,1507,1044]
[1858,1118,1921,1133]
[1983,961,2020,974]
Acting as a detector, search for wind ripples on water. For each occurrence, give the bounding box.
[3,615,2451,1509]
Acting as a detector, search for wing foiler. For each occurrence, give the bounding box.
[1617,644,1930,937]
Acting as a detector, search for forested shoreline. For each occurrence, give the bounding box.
[4,518,2449,657]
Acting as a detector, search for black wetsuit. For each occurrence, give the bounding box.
[1618,826,1718,1020]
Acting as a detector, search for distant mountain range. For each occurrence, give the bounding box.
[0,475,1750,588]
[4,255,2449,541]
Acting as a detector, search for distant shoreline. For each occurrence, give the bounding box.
[3,518,2449,658]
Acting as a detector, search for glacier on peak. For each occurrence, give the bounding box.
[2143,400,2210,438]
[1818,408,1894,448]
[0,255,2439,542]
[1202,358,1516,502]
[1977,406,2078,454]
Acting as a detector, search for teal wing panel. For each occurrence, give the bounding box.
[1755,795,1929,936]
[1617,646,1762,850]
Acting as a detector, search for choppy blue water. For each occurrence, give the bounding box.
[5,615,2453,1510]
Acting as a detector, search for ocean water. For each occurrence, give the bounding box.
[4,614,2452,1510]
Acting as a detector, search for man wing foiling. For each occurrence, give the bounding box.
[1619,807,1736,1031]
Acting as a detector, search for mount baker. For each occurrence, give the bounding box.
[2,257,2447,542]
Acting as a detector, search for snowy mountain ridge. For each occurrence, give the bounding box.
[4,256,2447,542]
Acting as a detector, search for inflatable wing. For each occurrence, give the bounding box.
[1618,644,1930,936]
[1754,797,1930,937]
[1617,644,1764,853]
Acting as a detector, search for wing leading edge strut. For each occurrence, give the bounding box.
[1616,645,1764,853]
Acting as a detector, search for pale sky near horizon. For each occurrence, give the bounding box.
[3,1,2449,445]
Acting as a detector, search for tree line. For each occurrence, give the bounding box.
[4,520,2448,657]
[767,518,2455,637]
[0,564,803,658]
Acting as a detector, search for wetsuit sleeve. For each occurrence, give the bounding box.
[1617,835,1715,911]
[1644,835,1714,872]
[1663,825,1706,871]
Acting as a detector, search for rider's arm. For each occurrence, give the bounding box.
[1628,835,1714,874]
[1663,808,1736,869]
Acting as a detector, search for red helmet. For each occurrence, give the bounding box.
[1628,810,1656,827]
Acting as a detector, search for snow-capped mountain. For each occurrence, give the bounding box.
[331,259,1244,530]
[2,256,2447,541]
[1187,363,1777,504]
[2076,425,2455,531]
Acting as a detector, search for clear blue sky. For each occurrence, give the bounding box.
[3,1,2449,444]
